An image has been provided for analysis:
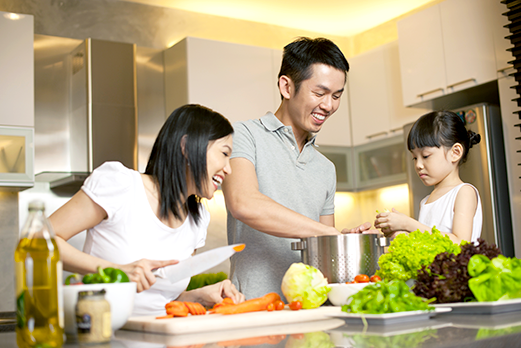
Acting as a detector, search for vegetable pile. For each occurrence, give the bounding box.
[376,227,461,282]
[413,238,501,303]
[341,280,434,314]
[281,263,331,309]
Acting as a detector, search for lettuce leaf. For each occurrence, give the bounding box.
[376,227,461,281]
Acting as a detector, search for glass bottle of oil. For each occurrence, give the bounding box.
[15,200,64,347]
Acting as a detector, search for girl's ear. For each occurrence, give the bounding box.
[451,143,464,163]
[278,75,293,100]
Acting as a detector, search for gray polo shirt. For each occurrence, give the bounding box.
[227,112,336,300]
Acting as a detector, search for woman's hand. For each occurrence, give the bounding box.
[374,208,414,236]
[119,259,179,293]
[178,279,245,307]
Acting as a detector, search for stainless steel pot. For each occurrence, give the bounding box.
[291,234,389,283]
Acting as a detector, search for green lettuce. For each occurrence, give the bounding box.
[468,254,521,301]
[376,227,461,281]
[285,332,334,348]
[281,263,330,309]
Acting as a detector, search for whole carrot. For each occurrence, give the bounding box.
[211,292,281,315]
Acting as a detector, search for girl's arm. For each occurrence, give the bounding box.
[50,190,178,292]
[449,185,478,243]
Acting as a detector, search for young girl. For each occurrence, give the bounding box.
[374,110,482,243]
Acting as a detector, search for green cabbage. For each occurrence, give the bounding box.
[376,227,461,281]
[281,263,330,309]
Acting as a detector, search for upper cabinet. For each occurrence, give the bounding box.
[0,12,34,127]
[397,0,500,107]
[348,41,428,146]
[164,37,281,125]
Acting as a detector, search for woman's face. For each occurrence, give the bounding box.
[201,134,233,200]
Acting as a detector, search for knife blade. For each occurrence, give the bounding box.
[153,243,245,284]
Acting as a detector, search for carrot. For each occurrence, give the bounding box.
[211,292,281,315]
[155,314,174,319]
[184,302,206,315]
[165,301,189,317]
[212,297,235,310]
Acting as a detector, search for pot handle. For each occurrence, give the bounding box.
[378,236,390,248]
[291,240,307,251]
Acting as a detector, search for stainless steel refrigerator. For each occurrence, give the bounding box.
[403,103,514,256]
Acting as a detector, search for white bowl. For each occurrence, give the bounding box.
[327,283,370,306]
[63,282,137,335]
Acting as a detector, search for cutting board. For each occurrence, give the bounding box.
[121,305,343,335]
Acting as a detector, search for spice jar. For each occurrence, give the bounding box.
[76,289,112,344]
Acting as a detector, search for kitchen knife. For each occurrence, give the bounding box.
[153,243,245,284]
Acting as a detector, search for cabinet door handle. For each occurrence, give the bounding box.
[417,88,444,98]
[497,66,513,73]
[366,131,388,139]
[390,127,403,133]
[447,78,476,89]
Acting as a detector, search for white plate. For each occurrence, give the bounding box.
[433,298,521,315]
[326,307,451,325]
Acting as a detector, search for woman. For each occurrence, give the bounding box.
[51,104,244,316]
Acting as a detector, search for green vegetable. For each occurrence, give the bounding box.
[281,263,330,309]
[350,329,438,348]
[468,254,521,301]
[16,290,26,329]
[65,273,82,285]
[186,272,228,291]
[82,266,130,284]
[376,227,461,281]
[342,280,434,314]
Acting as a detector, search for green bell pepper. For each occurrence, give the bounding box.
[82,266,129,284]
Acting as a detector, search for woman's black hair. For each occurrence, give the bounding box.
[145,104,233,224]
[278,37,349,96]
[407,110,481,165]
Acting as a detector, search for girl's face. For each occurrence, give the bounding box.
[200,134,233,200]
[410,145,455,186]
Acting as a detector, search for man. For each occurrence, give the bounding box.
[222,37,372,300]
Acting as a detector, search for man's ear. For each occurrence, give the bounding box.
[451,143,464,163]
[278,75,292,100]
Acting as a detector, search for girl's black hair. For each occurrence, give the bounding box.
[145,104,233,224]
[407,110,481,165]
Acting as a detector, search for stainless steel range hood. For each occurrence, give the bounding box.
[34,37,137,194]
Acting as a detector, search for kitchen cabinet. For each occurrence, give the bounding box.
[492,1,514,77]
[164,37,281,125]
[397,0,498,106]
[348,41,428,146]
[497,76,521,257]
[0,11,34,127]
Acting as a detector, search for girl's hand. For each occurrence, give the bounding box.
[119,259,179,293]
[374,208,414,235]
[178,279,245,307]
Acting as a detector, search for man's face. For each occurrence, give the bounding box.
[286,63,345,134]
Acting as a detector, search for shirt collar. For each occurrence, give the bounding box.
[260,112,318,146]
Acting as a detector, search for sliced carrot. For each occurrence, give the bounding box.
[211,292,281,315]
[155,314,174,319]
[165,301,189,317]
[184,302,207,315]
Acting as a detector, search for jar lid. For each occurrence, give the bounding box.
[77,289,107,300]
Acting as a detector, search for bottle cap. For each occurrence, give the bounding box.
[28,200,45,211]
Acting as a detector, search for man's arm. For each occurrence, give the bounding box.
[222,157,340,238]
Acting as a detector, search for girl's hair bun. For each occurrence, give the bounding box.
[468,130,481,148]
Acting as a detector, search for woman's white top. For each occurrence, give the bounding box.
[81,161,209,316]
[418,183,482,243]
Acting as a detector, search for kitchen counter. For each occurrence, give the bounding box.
[4,309,521,348]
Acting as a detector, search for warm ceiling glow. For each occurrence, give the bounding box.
[119,0,437,36]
